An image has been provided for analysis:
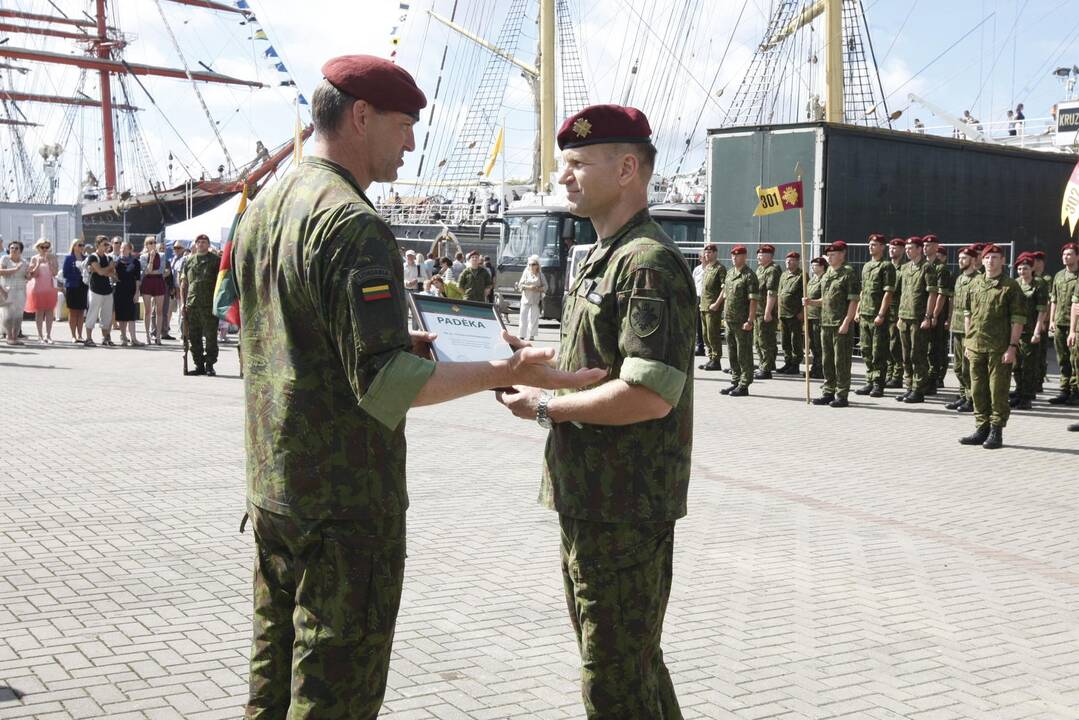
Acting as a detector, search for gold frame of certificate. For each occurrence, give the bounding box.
[407,293,514,363]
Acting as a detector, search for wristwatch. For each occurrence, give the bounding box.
[536,392,554,429]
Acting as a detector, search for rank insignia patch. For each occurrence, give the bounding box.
[362,283,391,301]
[628,295,664,337]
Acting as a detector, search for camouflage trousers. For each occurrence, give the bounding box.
[808,319,823,371]
[559,515,682,720]
[1013,335,1042,400]
[887,321,904,381]
[754,317,778,371]
[701,310,723,362]
[1053,327,1075,391]
[968,349,1013,428]
[820,325,853,397]
[928,317,950,384]
[951,333,971,399]
[186,305,219,366]
[725,321,754,387]
[898,320,930,393]
[858,316,889,386]
[245,504,406,720]
[779,316,804,365]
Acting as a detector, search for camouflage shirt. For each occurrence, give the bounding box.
[806,274,823,321]
[963,272,1024,354]
[1016,277,1049,336]
[755,262,781,316]
[819,264,860,327]
[456,266,492,302]
[896,258,937,321]
[542,209,695,522]
[722,264,760,323]
[950,271,978,334]
[699,262,727,310]
[858,258,896,318]
[777,269,806,319]
[233,157,435,520]
[182,252,221,308]
[1051,268,1079,326]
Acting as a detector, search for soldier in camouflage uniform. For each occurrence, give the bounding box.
[776,251,806,375]
[885,238,907,388]
[1067,271,1079,431]
[945,246,979,412]
[721,245,759,395]
[960,244,1024,449]
[854,234,895,397]
[234,56,603,720]
[1033,251,1052,393]
[894,236,938,403]
[1048,244,1079,404]
[456,250,493,302]
[753,244,781,379]
[697,243,726,371]
[806,256,826,379]
[805,240,859,407]
[181,233,222,376]
[498,104,694,719]
[923,235,953,392]
[1011,253,1048,410]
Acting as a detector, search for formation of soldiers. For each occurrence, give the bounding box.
[696,235,1079,447]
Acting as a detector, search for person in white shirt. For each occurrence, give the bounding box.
[515,255,547,341]
[402,249,428,292]
[692,252,706,355]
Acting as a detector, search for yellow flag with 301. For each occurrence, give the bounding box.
[1063,159,1079,237]
[483,127,504,177]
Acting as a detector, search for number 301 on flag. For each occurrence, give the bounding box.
[753,180,804,217]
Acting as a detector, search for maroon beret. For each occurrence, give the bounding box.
[1064,242,1079,253]
[811,256,828,266]
[702,243,717,251]
[466,250,480,258]
[1015,253,1033,267]
[827,240,848,252]
[867,233,886,243]
[889,237,906,248]
[321,55,427,119]
[785,251,800,259]
[758,244,775,254]
[1032,251,1046,259]
[557,104,651,150]
[970,242,986,253]
[906,236,924,247]
[981,243,1003,258]
[959,245,978,257]
[922,233,940,244]
[731,245,748,256]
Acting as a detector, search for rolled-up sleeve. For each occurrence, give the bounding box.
[309,206,435,430]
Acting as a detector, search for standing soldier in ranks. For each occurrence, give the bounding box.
[498,104,696,718]
[457,250,493,302]
[924,235,953,394]
[697,243,726,371]
[805,240,859,407]
[945,246,979,412]
[753,244,781,379]
[1048,243,1079,405]
[894,236,938,403]
[854,233,895,397]
[806,256,827,379]
[960,244,1024,449]
[885,237,907,388]
[1011,253,1048,410]
[776,251,806,375]
[180,233,222,377]
[720,245,759,396]
[1066,273,1079,431]
[1032,250,1052,393]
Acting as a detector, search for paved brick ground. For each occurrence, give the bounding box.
[1,321,1077,719]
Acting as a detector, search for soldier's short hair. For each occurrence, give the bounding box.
[607,142,657,179]
[311,79,357,135]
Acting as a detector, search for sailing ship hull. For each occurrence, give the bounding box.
[81,187,238,239]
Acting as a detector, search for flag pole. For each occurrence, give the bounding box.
[795,162,810,404]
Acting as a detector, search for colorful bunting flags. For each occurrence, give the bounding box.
[235,1,307,106]
[390,2,412,61]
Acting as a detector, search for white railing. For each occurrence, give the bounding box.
[909,115,1064,150]
[376,201,503,227]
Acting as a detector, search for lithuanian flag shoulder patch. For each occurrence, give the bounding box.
[362,283,392,302]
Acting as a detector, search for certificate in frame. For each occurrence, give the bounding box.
[407,293,514,363]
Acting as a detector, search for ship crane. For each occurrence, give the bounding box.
[906,93,986,143]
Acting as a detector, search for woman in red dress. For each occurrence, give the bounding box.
[139,236,168,345]
[25,238,59,343]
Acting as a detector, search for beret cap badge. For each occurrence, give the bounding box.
[572,118,592,138]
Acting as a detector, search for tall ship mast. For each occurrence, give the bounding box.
[0,0,311,238]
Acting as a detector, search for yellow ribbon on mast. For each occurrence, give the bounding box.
[484,127,504,178]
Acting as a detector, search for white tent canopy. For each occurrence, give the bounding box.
[163,192,242,248]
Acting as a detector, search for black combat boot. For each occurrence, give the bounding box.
[720,383,738,395]
[854,383,873,395]
[945,396,963,410]
[903,391,925,404]
[895,389,911,402]
[190,364,206,376]
[698,359,722,371]
[753,369,772,380]
[728,385,749,397]
[829,396,849,408]
[812,393,835,406]
[869,383,885,398]
[885,377,903,389]
[958,398,974,413]
[809,365,824,380]
[982,425,1003,449]
[206,364,216,377]
[1048,389,1071,405]
[959,425,990,445]
[1068,422,1079,432]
